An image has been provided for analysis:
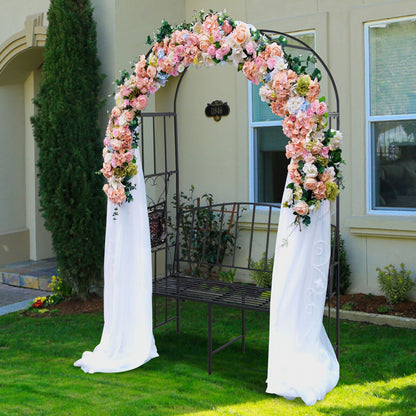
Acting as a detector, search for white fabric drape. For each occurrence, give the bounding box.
[266,179,339,405]
[74,151,158,374]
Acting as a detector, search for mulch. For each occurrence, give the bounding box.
[22,292,416,319]
[330,293,416,319]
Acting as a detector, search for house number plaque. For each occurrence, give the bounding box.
[205,100,230,122]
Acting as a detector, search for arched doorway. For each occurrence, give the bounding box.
[0,13,53,264]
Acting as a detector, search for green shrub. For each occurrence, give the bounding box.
[331,233,351,295]
[171,186,239,279]
[250,253,274,288]
[376,263,415,304]
[31,0,105,297]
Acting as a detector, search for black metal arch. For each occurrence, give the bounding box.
[142,31,341,372]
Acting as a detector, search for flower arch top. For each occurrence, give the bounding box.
[101,10,343,226]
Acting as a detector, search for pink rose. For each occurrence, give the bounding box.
[122,110,134,123]
[199,34,211,51]
[232,23,250,45]
[146,65,157,79]
[135,94,148,111]
[245,41,256,56]
[311,142,323,154]
[111,107,122,118]
[304,177,318,191]
[207,44,217,57]
[313,182,327,200]
[315,101,327,116]
[319,171,334,183]
[110,139,122,151]
[267,58,276,70]
[124,151,133,163]
[222,20,233,35]
[294,201,309,216]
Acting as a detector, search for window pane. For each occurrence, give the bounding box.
[372,120,416,209]
[252,83,278,122]
[369,19,416,116]
[256,126,289,203]
[251,32,315,122]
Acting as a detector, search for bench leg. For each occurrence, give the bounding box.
[208,303,213,375]
[242,308,245,354]
[176,297,180,333]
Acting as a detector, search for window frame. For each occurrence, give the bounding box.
[248,30,316,203]
[365,16,416,215]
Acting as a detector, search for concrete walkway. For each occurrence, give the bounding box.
[0,284,50,316]
[0,258,56,316]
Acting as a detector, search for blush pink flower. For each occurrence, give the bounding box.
[199,34,211,51]
[207,44,217,57]
[133,94,149,111]
[319,170,335,183]
[245,41,257,57]
[310,99,327,116]
[304,177,318,191]
[232,22,250,45]
[294,201,309,216]
[321,146,330,158]
[313,182,327,200]
[111,107,122,118]
[288,162,302,185]
[222,19,233,34]
[101,163,113,179]
[104,185,127,205]
[202,15,219,35]
[306,78,320,102]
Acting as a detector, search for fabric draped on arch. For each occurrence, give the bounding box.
[74,11,341,404]
[266,175,339,405]
[74,150,158,373]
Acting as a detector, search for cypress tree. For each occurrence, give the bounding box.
[31,0,105,297]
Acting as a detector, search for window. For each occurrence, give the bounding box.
[366,18,416,212]
[249,31,315,203]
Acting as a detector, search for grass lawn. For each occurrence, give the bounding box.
[0,300,415,416]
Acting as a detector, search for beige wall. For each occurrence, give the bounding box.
[133,0,416,298]
[0,0,415,299]
[0,2,51,264]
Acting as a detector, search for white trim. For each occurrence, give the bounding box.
[250,120,282,128]
[368,114,416,122]
[364,16,416,214]
[248,82,255,201]
[364,23,372,213]
[367,208,416,217]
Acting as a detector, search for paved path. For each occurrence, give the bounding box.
[0,257,55,316]
[0,283,49,316]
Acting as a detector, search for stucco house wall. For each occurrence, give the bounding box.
[0,0,415,299]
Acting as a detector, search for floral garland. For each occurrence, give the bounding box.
[101,10,343,226]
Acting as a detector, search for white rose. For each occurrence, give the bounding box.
[286,96,305,114]
[302,163,318,178]
[259,85,270,103]
[104,152,112,164]
[274,56,287,71]
[325,166,335,179]
[311,130,325,142]
[115,92,123,108]
[118,113,128,127]
[109,175,123,190]
[329,130,343,150]
[125,75,136,89]
[283,188,294,204]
